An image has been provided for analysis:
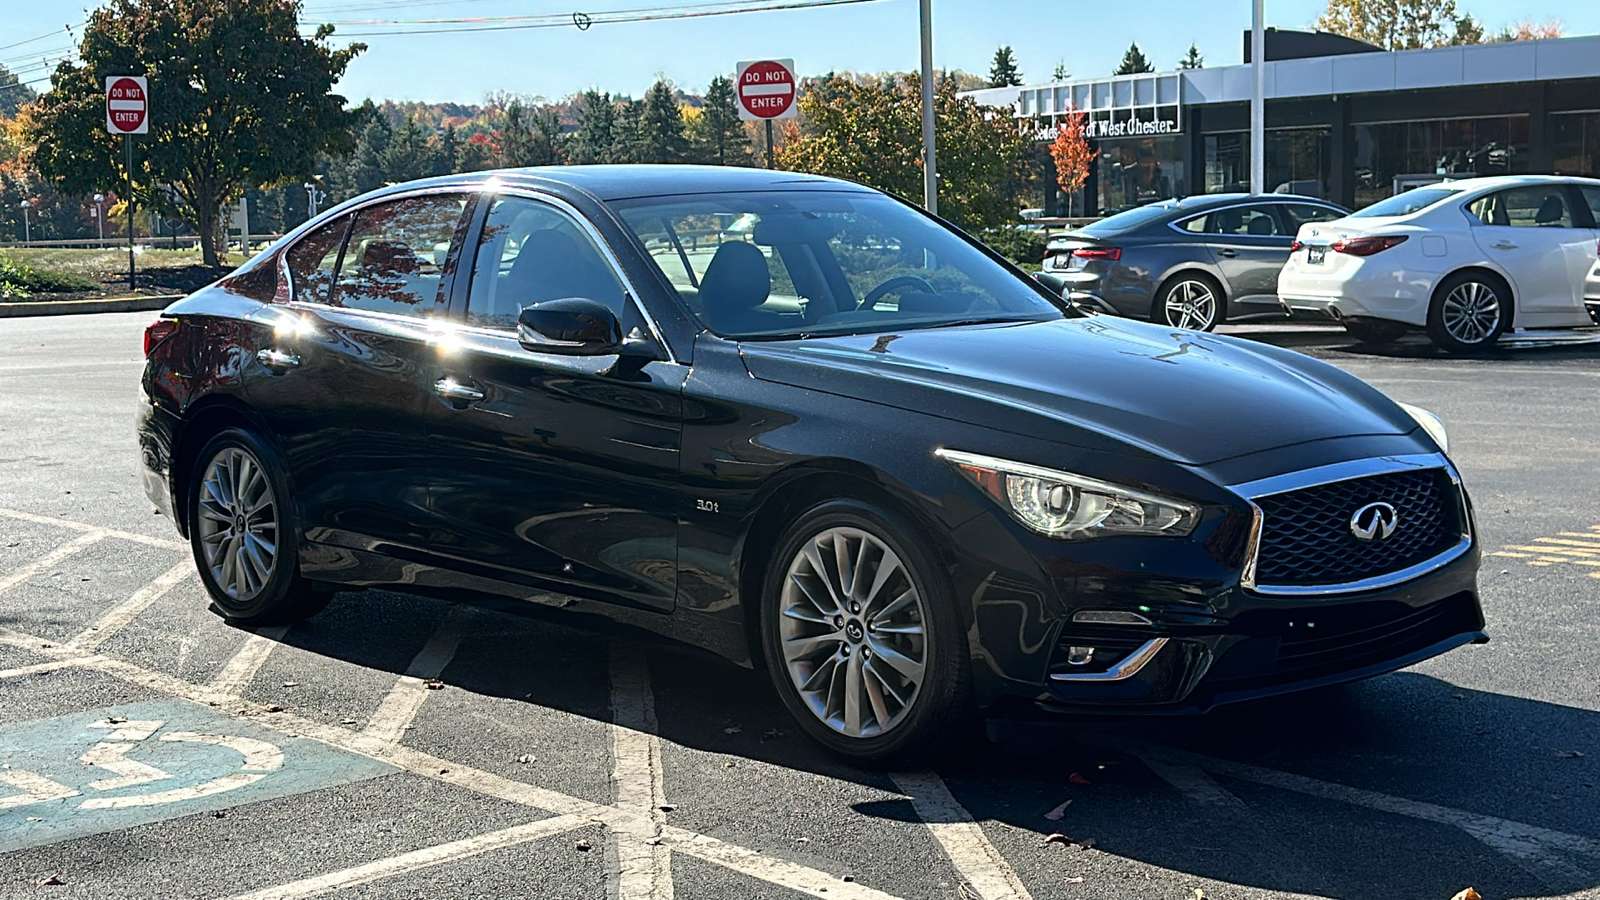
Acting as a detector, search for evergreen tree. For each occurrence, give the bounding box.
[569,90,618,164]
[613,98,646,164]
[381,116,445,183]
[690,75,752,165]
[1052,61,1070,82]
[638,80,689,163]
[0,62,37,116]
[988,46,1023,87]
[1179,44,1204,69]
[497,101,565,168]
[439,125,459,173]
[1114,42,1155,75]
[328,114,392,201]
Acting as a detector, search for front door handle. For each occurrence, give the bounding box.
[1491,240,1518,250]
[1216,249,1239,258]
[256,348,300,373]
[433,377,485,408]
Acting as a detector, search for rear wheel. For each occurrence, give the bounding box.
[1426,272,1510,353]
[188,428,331,626]
[1342,318,1408,346]
[1153,274,1225,331]
[760,500,970,764]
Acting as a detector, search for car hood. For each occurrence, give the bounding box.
[737,317,1416,466]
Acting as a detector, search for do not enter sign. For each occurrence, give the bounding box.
[736,59,797,121]
[106,76,148,135]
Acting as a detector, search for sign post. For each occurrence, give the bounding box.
[735,59,797,169]
[106,76,148,290]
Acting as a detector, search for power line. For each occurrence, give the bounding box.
[319,0,891,37]
[318,0,792,22]
[0,25,76,55]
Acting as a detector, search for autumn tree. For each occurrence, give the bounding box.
[690,75,751,165]
[1496,18,1564,41]
[989,46,1023,87]
[1113,42,1155,75]
[1313,0,1461,50]
[1179,44,1205,69]
[1049,108,1098,217]
[0,63,37,117]
[27,0,363,266]
[777,74,1030,232]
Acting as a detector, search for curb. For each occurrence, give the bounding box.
[0,294,183,319]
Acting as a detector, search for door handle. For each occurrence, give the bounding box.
[1216,249,1239,258]
[256,348,300,372]
[1491,241,1517,250]
[433,377,485,408]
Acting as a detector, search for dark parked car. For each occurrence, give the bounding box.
[1037,194,1349,331]
[139,167,1483,762]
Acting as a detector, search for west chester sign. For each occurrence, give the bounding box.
[1030,104,1182,142]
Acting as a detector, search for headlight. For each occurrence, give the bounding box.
[1397,402,1449,454]
[936,449,1200,539]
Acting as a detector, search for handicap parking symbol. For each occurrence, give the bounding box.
[0,700,393,852]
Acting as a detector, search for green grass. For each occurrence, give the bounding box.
[0,255,102,299]
[2,247,225,276]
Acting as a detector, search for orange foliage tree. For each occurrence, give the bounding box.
[1048,106,1097,217]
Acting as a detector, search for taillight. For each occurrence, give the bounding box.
[1072,246,1122,262]
[143,319,179,357]
[1332,235,1408,256]
[1290,240,1303,252]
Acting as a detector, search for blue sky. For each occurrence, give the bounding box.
[7,0,1596,104]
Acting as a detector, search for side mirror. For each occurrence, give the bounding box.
[517,298,623,355]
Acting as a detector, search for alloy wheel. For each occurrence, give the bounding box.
[195,447,278,603]
[1163,280,1217,330]
[777,526,927,739]
[1440,281,1501,345]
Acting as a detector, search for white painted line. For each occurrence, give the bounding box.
[0,657,97,680]
[609,644,673,900]
[68,560,196,651]
[0,507,186,551]
[0,624,912,900]
[0,531,107,595]
[362,609,467,746]
[208,626,290,696]
[890,770,1033,900]
[1138,755,1245,809]
[222,814,592,900]
[0,769,80,808]
[80,740,173,791]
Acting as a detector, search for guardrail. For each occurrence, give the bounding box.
[0,235,285,250]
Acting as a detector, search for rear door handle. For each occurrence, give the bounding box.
[433,377,485,408]
[1491,240,1518,250]
[256,348,300,372]
[1216,249,1239,258]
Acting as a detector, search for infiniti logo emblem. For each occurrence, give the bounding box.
[1350,501,1399,541]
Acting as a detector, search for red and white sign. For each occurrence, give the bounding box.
[106,76,148,135]
[736,59,797,121]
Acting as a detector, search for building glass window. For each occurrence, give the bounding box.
[1203,130,1331,199]
[1352,117,1529,209]
[1096,136,1184,213]
[1553,112,1600,177]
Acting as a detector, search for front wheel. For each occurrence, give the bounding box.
[1427,272,1509,353]
[189,428,331,626]
[760,500,970,764]
[1153,274,1225,332]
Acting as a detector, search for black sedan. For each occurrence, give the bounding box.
[139,166,1483,762]
[1037,194,1348,331]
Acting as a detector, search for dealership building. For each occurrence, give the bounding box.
[962,30,1600,215]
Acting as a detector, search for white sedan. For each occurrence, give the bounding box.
[1278,175,1600,353]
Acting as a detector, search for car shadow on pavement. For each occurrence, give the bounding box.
[260,588,1599,900]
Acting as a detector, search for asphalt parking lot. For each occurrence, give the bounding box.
[1,311,1598,900]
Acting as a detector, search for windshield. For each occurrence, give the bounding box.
[610,191,1064,339]
[1350,187,1461,218]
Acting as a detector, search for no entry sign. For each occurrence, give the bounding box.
[105,76,148,135]
[736,59,797,121]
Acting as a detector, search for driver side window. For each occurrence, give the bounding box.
[465,196,629,330]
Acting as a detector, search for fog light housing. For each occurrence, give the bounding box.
[1065,646,1095,666]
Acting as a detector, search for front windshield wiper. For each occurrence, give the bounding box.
[733,315,1051,342]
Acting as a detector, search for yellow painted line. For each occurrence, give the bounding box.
[1488,551,1532,558]
[1539,538,1600,550]
[1507,546,1599,557]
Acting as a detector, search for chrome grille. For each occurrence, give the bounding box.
[1253,469,1459,588]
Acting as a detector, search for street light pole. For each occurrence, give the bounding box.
[93,193,105,247]
[918,0,937,216]
[19,200,30,245]
[1250,0,1266,195]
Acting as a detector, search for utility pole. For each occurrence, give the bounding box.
[919,0,937,216]
[93,194,105,246]
[1250,0,1265,195]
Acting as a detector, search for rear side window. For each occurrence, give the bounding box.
[285,216,350,305]
[1469,187,1574,228]
[1578,187,1600,225]
[333,194,469,316]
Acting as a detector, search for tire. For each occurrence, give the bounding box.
[187,428,332,626]
[1342,318,1408,346]
[759,499,971,764]
[1153,273,1226,332]
[1426,272,1510,354]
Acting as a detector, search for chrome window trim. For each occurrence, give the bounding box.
[1232,453,1473,596]
[1049,638,1169,682]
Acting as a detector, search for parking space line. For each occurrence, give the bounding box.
[1137,754,1246,809]
[609,644,673,900]
[220,814,593,900]
[362,608,468,747]
[0,507,186,551]
[0,623,913,900]
[0,657,100,680]
[889,770,1033,900]
[208,626,290,696]
[0,531,107,595]
[68,561,195,651]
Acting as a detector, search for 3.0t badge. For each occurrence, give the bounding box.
[1350,501,1399,541]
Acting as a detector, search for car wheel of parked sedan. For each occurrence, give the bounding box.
[761,500,970,763]
[1154,274,1225,332]
[1342,318,1409,346]
[1427,272,1510,354]
[188,428,331,626]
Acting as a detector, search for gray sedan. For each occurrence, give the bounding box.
[1036,194,1349,331]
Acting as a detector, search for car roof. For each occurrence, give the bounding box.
[355,165,875,203]
[1410,174,1600,191]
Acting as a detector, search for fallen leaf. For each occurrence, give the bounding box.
[1556,750,1585,759]
[438,768,449,775]
[340,718,357,726]
[1068,772,1091,785]
[423,679,445,690]
[1044,799,1072,821]
[645,837,662,846]
[1066,876,1084,884]
[25,817,41,822]
[795,837,810,843]
[723,761,735,768]
[107,716,127,725]
[517,754,534,764]
[38,874,65,886]
[1043,833,1072,845]
[724,726,742,734]
[211,811,226,819]
[1450,889,1482,900]
[575,839,592,852]
[281,681,299,688]
[842,875,855,883]
[263,704,283,713]
[658,805,676,813]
